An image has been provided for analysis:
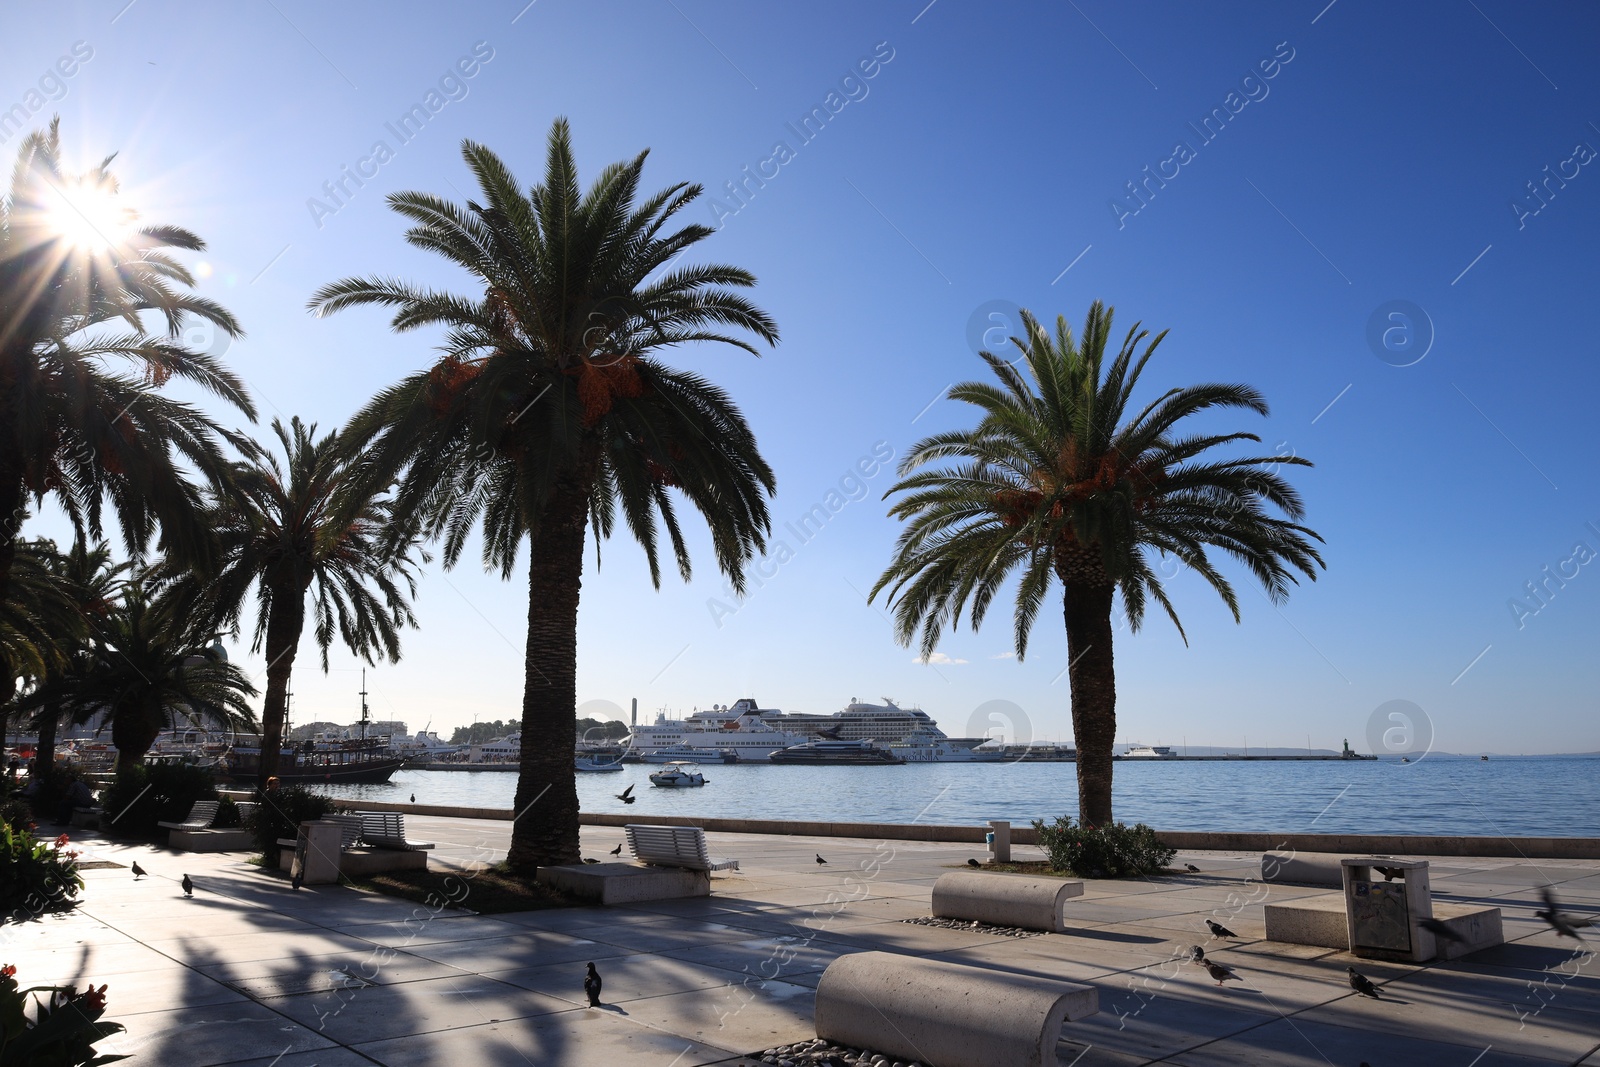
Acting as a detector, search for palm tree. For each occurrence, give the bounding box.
[0,536,80,708]
[24,573,258,772]
[26,538,127,774]
[872,304,1324,826]
[179,416,424,785]
[0,118,254,607]
[309,119,779,868]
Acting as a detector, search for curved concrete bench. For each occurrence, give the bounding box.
[931,870,1083,932]
[1261,851,1344,886]
[815,951,1097,1067]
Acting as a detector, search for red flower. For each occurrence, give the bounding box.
[1,964,15,978]
[81,984,108,1011]
[55,833,70,848]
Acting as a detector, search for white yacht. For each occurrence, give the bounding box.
[1122,744,1177,758]
[626,697,1002,762]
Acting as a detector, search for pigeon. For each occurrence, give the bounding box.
[181,874,194,897]
[1347,966,1380,998]
[131,861,147,879]
[967,858,981,868]
[291,870,303,891]
[583,962,602,1007]
[1188,945,1206,962]
[1418,918,1464,944]
[410,794,416,803]
[816,854,828,865]
[1205,919,1237,939]
[582,858,600,864]
[609,843,623,856]
[1185,864,1201,873]
[615,784,635,804]
[1198,958,1240,986]
[1373,865,1405,882]
[1536,885,1592,940]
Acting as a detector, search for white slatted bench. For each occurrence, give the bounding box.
[157,800,219,832]
[276,813,427,878]
[357,811,434,851]
[624,824,739,872]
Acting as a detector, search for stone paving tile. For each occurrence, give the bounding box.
[350,1009,742,1066]
[340,914,529,948]
[617,973,816,1054]
[270,972,571,1044]
[488,953,757,1007]
[193,949,469,990]
[212,1050,378,1067]
[402,927,642,971]
[140,928,377,965]
[669,933,856,982]
[91,1001,338,1066]
[1160,1015,1568,1067]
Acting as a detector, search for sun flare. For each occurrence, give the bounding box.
[43,180,132,252]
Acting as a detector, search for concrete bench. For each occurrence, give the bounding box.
[357,811,434,851]
[536,861,711,904]
[624,824,739,872]
[157,800,219,832]
[815,951,1098,1067]
[1261,850,1344,886]
[932,870,1084,933]
[71,807,102,829]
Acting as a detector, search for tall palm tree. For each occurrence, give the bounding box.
[872,304,1324,826]
[21,573,258,771]
[0,119,254,606]
[179,416,424,785]
[309,119,779,868]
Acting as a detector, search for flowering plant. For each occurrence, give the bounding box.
[0,963,127,1065]
[0,824,83,920]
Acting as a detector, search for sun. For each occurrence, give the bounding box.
[43,179,133,252]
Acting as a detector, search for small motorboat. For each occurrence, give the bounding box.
[648,760,707,787]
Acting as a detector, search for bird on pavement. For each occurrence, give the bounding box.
[610,843,623,856]
[582,858,599,864]
[1418,918,1464,944]
[815,854,828,866]
[1536,885,1592,940]
[1373,865,1405,882]
[1198,959,1240,986]
[1185,864,1200,873]
[615,784,635,804]
[967,858,981,868]
[291,870,303,891]
[1188,945,1205,962]
[131,861,147,879]
[1205,919,1237,939]
[583,962,602,1007]
[1347,967,1380,998]
[181,874,194,897]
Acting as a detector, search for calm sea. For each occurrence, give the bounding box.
[316,757,1600,838]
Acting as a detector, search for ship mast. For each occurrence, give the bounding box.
[359,670,370,744]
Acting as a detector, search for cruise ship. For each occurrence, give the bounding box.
[626,697,1002,762]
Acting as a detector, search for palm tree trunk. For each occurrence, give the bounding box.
[112,707,162,773]
[34,706,59,778]
[505,462,593,872]
[1061,578,1117,827]
[258,593,305,787]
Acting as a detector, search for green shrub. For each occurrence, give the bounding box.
[0,961,128,1065]
[0,824,83,922]
[246,786,336,865]
[98,764,218,840]
[1031,815,1175,878]
[0,777,29,835]
[211,796,240,830]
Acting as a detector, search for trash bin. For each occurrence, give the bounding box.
[292,820,343,885]
[1341,857,1432,961]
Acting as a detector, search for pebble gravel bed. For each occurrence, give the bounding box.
[750,1038,924,1066]
[899,915,1042,938]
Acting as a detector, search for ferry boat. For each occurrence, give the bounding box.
[767,738,906,765]
[627,697,1000,762]
[1121,745,1176,759]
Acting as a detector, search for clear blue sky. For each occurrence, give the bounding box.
[8,1,1598,753]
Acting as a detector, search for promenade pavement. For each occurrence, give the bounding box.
[2,815,1597,1066]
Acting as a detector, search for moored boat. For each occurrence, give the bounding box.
[648,760,707,787]
[767,738,906,765]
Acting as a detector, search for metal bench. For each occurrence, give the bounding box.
[624,824,739,872]
[157,800,220,832]
[357,811,434,851]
